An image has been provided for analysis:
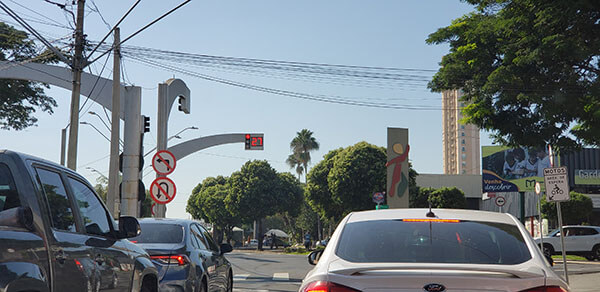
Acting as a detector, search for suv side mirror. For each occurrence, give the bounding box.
[117,216,141,239]
[308,250,323,265]
[220,243,233,254]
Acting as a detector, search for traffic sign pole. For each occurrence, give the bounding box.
[557,201,569,284]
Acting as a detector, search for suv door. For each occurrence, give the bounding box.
[34,166,96,291]
[66,175,135,291]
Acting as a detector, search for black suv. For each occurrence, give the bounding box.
[0,150,158,292]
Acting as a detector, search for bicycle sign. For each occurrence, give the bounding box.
[543,167,570,202]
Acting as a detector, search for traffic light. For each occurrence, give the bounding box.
[143,116,150,133]
[244,133,264,150]
[177,96,190,114]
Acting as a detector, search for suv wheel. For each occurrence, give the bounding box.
[592,245,600,261]
[543,244,554,257]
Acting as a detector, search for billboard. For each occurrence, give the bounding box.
[574,170,600,185]
[481,146,551,192]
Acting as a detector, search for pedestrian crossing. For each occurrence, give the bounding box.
[233,273,293,281]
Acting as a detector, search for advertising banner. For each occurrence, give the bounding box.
[574,169,600,185]
[481,146,551,192]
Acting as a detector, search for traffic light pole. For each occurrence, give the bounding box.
[155,79,190,218]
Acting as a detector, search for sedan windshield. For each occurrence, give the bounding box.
[336,220,531,265]
[131,223,184,244]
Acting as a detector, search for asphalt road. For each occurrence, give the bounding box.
[227,250,312,292]
[226,250,600,292]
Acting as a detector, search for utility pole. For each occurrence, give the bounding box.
[107,28,121,218]
[66,0,86,170]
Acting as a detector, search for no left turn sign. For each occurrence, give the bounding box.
[150,177,176,204]
[152,150,176,175]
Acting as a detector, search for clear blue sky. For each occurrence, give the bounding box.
[1,0,489,218]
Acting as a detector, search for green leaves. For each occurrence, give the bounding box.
[427,0,600,148]
[0,22,58,130]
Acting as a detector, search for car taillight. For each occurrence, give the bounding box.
[302,281,361,292]
[150,255,189,266]
[519,286,568,292]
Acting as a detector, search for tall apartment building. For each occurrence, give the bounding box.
[442,89,480,175]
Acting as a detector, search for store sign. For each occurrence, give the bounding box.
[574,169,600,185]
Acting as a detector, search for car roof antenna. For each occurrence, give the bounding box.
[426,200,436,218]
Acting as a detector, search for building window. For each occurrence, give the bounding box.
[461,132,465,137]
[462,154,467,159]
[461,125,465,130]
[462,161,467,166]
[461,139,465,144]
[462,147,465,152]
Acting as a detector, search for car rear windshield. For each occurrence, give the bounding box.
[336,220,531,265]
[132,223,184,244]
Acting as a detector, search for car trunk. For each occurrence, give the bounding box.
[137,243,187,281]
[326,262,547,292]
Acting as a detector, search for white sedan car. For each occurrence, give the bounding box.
[301,208,569,292]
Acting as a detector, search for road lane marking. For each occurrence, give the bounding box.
[233,274,249,281]
[273,273,289,281]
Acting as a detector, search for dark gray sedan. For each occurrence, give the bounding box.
[131,218,233,292]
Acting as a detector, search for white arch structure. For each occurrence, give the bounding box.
[0,61,143,217]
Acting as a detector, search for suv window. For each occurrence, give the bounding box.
[68,177,112,237]
[0,162,20,211]
[191,224,208,250]
[579,228,598,236]
[336,220,532,265]
[36,167,76,232]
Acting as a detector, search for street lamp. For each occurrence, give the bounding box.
[144,126,198,157]
[86,166,108,180]
[88,111,111,132]
[80,121,112,144]
[81,121,124,147]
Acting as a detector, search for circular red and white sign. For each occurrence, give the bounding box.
[152,150,176,175]
[535,182,541,195]
[495,196,506,207]
[150,177,176,204]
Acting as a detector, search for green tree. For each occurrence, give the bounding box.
[327,142,387,220]
[226,160,280,250]
[274,172,304,242]
[541,192,593,226]
[427,0,600,148]
[305,148,343,222]
[186,176,237,243]
[410,187,467,209]
[0,22,61,130]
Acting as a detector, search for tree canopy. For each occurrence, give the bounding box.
[305,142,415,223]
[427,0,600,148]
[0,22,60,130]
[541,192,593,225]
[410,187,467,209]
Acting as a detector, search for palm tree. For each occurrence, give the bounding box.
[288,129,321,240]
[289,129,320,182]
[286,153,304,179]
